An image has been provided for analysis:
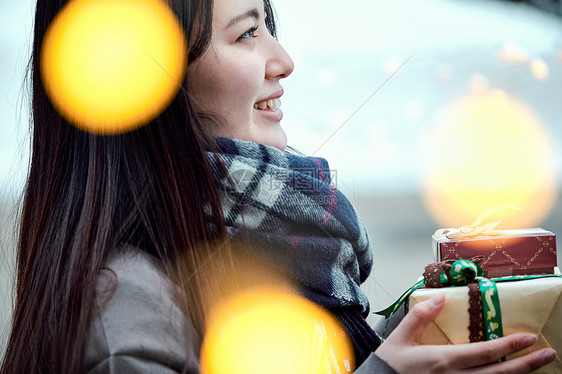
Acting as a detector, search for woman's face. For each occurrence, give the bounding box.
[187,0,294,151]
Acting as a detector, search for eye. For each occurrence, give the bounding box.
[238,26,258,41]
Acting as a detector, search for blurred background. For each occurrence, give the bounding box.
[273,0,562,324]
[1,0,561,353]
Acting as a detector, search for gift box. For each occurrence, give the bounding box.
[409,276,562,374]
[433,228,557,277]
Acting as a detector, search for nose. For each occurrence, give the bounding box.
[264,35,294,80]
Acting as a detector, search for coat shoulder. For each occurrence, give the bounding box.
[85,247,200,374]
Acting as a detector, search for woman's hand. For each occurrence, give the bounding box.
[375,293,557,373]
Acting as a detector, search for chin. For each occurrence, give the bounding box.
[267,140,287,152]
[229,126,287,151]
[263,131,287,151]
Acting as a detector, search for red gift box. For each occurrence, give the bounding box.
[432,228,557,277]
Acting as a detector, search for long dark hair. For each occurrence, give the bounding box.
[1,0,277,373]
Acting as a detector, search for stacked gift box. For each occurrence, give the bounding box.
[378,226,560,373]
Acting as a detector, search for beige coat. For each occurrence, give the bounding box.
[85,247,395,373]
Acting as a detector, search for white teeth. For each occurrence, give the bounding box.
[254,98,282,110]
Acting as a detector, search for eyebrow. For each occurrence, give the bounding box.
[226,8,260,28]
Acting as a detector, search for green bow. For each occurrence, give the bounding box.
[375,259,484,319]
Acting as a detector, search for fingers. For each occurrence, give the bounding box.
[442,333,539,368]
[377,293,558,374]
[387,293,446,344]
[470,348,557,374]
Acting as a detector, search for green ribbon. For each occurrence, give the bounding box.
[375,278,425,320]
[477,277,503,338]
[490,273,562,282]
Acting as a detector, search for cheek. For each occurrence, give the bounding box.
[218,60,263,104]
[189,59,262,110]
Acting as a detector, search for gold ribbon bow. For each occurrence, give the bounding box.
[434,203,521,240]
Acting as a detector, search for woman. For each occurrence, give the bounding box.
[1,0,556,372]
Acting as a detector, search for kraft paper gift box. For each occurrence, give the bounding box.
[409,276,562,374]
[433,228,557,277]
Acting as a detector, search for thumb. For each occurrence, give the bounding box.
[389,293,446,344]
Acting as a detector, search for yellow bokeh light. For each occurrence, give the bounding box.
[201,286,354,374]
[498,42,529,64]
[421,88,557,228]
[40,0,187,134]
[530,59,549,81]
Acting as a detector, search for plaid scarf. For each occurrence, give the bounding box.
[208,138,380,363]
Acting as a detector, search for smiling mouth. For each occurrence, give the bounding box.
[254,98,281,111]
